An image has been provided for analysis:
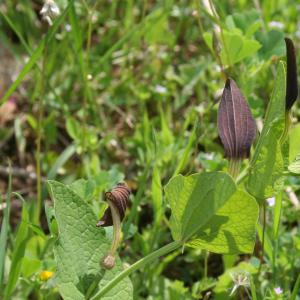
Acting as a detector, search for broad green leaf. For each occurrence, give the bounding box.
[47,181,133,300]
[165,172,236,241]
[230,10,261,37]
[256,30,285,60]
[68,179,95,201]
[187,190,258,254]
[21,257,42,278]
[220,30,261,66]
[165,172,258,254]
[288,154,300,174]
[247,61,286,200]
[289,124,300,163]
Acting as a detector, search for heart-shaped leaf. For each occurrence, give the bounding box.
[165,172,258,254]
[47,181,133,300]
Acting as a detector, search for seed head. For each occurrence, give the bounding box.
[229,270,250,296]
[40,0,60,26]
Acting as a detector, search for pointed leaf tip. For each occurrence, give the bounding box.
[218,78,256,159]
[285,37,298,110]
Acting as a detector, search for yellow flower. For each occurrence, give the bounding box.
[39,270,54,281]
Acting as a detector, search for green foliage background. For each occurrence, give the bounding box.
[0,0,300,299]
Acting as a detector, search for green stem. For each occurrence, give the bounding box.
[236,165,249,184]
[258,202,266,274]
[204,250,209,279]
[35,45,48,225]
[89,240,182,300]
[272,192,282,284]
[228,159,241,180]
[194,0,226,80]
[207,0,231,68]
[280,111,291,145]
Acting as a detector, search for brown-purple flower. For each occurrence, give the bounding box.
[218,78,256,161]
[97,182,131,269]
[285,38,298,111]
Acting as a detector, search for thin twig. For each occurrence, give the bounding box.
[0,165,46,182]
[285,186,300,208]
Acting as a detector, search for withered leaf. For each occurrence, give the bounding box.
[285,38,298,110]
[218,78,256,159]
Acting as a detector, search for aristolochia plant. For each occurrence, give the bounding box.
[47,37,298,300]
[217,78,256,178]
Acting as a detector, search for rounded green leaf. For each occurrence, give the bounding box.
[165,172,258,254]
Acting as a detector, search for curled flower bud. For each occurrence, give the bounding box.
[218,78,256,160]
[97,183,131,269]
[97,183,131,227]
[218,79,256,178]
[285,38,298,110]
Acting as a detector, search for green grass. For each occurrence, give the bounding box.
[0,0,299,299]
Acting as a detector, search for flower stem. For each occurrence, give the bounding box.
[280,111,291,145]
[89,240,182,300]
[35,45,47,225]
[228,159,241,180]
[108,200,121,255]
[258,202,266,274]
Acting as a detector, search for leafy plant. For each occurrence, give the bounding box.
[1,1,300,299]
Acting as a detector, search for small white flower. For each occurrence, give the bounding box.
[267,197,275,207]
[274,287,283,295]
[87,74,93,81]
[203,153,214,161]
[229,270,250,296]
[40,0,60,26]
[155,84,167,94]
[65,24,72,32]
[269,21,284,29]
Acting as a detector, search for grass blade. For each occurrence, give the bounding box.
[0,165,12,289]
[4,194,29,300]
[291,272,300,300]
[0,11,67,110]
[173,121,198,176]
[0,0,74,104]
[256,222,273,263]
[250,276,258,300]
[47,144,76,180]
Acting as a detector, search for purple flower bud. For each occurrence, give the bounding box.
[285,38,298,110]
[218,78,256,159]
